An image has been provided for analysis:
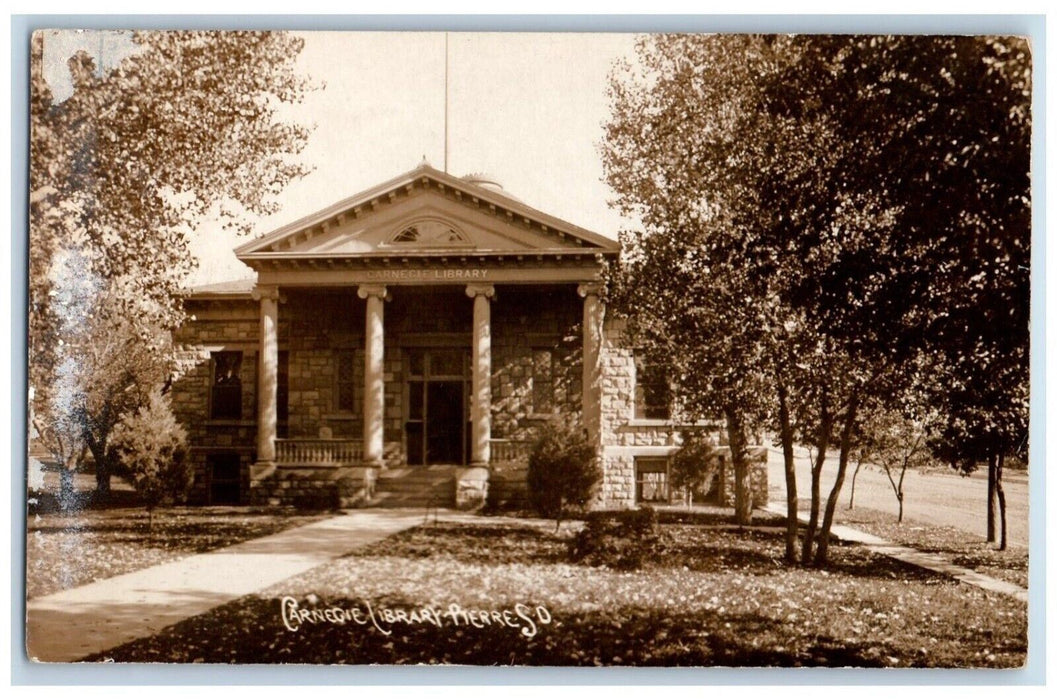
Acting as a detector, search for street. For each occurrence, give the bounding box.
[765,448,1030,546]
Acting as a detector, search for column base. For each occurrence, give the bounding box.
[454,466,491,511]
[250,461,277,482]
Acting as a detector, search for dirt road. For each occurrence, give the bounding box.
[764,448,1030,546]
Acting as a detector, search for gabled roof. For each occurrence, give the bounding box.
[234,162,620,260]
[183,277,257,299]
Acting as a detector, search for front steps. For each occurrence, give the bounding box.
[368,466,459,508]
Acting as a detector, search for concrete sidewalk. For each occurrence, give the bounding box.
[763,503,1028,603]
[26,509,425,662]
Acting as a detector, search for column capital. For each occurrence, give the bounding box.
[252,285,285,303]
[577,282,604,298]
[465,283,496,299]
[357,284,390,301]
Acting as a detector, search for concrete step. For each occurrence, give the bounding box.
[368,491,451,508]
[371,466,457,507]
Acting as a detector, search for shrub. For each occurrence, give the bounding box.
[526,419,601,529]
[569,506,662,570]
[670,433,720,507]
[110,390,192,532]
[291,486,341,512]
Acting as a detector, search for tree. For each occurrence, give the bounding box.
[526,419,602,531]
[111,390,192,535]
[30,276,179,505]
[30,31,315,492]
[602,34,1030,566]
[856,403,933,523]
[669,432,720,509]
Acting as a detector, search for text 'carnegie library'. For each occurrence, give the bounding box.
[365,268,490,281]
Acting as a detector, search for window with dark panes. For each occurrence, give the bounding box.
[634,353,671,420]
[210,351,243,420]
[336,350,357,413]
[532,348,554,414]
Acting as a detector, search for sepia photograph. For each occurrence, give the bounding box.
[23,27,1032,669]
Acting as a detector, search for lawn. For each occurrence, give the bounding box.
[86,515,1027,667]
[26,504,329,599]
[834,506,1028,589]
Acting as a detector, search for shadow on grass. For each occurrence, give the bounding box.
[84,593,1022,667]
[350,524,570,566]
[349,521,946,587]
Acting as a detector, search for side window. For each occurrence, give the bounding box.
[532,348,554,414]
[634,353,671,420]
[336,350,358,413]
[210,351,243,420]
[636,457,671,504]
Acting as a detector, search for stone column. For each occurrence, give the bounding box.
[466,284,495,467]
[253,286,281,473]
[358,284,388,467]
[578,283,605,445]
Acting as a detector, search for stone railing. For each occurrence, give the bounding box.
[489,439,532,465]
[275,438,363,466]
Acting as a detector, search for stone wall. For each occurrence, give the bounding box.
[715,447,770,509]
[490,286,582,441]
[595,315,767,510]
[172,298,261,504]
[172,287,772,512]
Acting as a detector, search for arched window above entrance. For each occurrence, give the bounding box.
[386,218,474,248]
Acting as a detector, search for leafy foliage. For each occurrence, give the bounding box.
[29,31,315,490]
[569,507,661,570]
[602,35,1030,566]
[856,403,934,522]
[86,520,1026,667]
[110,390,193,517]
[669,433,720,506]
[526,419,602,527]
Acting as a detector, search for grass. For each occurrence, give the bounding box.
[85,517,1027,667]
[834,506,1028,589]
[26,504,329,599]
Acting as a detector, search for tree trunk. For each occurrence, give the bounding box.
[725,407,752,526]
[996,452,1007,551]
[848,458,863,510]
[59,466,76,511]
[814,395,860,567]
[94,459,112,499]
[778,381,799,565]
[716,456,727,507]
[86,421,114,500]
[897,493,904,523]
[986,453,997,543]
[801,404,832,566]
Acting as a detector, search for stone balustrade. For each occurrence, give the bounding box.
[489,438,532,464]
[275,438,364,466]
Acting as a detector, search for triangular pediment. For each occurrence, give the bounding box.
[235,164,619,262]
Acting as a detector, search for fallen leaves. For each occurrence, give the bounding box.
[82,518,1027,667]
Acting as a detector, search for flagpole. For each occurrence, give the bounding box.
[444,31,449,174]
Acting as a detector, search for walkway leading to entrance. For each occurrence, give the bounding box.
[763,503,1028,603]
[25,510,424,662]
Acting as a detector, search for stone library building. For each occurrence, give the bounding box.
[172,163,767,510]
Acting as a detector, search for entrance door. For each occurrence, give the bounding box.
[426,381,464,463]
[405,349,470,465]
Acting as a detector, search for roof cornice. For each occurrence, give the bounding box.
[234,163,620,258]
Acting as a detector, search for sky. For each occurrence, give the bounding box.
[41,30,641,285]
